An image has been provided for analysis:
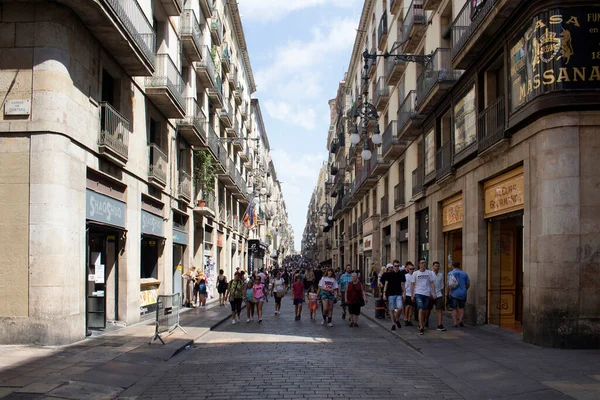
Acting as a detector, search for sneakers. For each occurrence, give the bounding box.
[342,313,346,320]
[419,327,424,335]
[395,320,402,329]
[437,325,447,331]
[391,324,397,331]
[321,319,325,325]
[327,322,333,327]
[199,306,205,309]
[236,316,240,322]
[232,319,236,325]
[258,318,263,323]
[246,318,251,323]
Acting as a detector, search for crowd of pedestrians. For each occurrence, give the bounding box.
[186,255,470,334]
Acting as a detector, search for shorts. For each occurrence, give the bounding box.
[340,291,347,306]
[428,296,444,311]
[256,296,266,303]
[229,298,242,313]
[387,295,403,311]
[308,302,318,311]
[404,296,413,307]
[415,294,430,310]
[293,299,304,305]
[449,296,466,309]
[320,290,335,301]
[348,304,361,316]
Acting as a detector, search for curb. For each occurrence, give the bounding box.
[362,311,422,353]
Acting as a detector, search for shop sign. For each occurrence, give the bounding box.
[141,210,164,236]
[442,194,463,232]
[484,167,524,218]
[173,228,188,245]
[363,234,373,251]
[510,6,600,112]
[217,233,224,247]
[86,189,126,228]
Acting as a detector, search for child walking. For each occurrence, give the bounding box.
[244,281,255,322]
[292,275,305,321]
[307,286,319,321]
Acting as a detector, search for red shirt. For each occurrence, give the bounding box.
[292,281,304,299]
[346,281,363,304]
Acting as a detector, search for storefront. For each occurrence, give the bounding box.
[85,189,126,332]
[485,167,524,333]
[172,220,189,297]
[442,194,463,277]
[248,239,267,274]
[140,209,164,315]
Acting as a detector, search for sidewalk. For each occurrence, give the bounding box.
[361,297,600,400]
[0,298,235,399]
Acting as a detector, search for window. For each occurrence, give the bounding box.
[453,86,476,154]
[424,129,435,176]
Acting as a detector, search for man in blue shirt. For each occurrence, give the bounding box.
[445,261,470,328]
[337,264,353,320]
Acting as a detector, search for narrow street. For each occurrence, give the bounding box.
[139,300,462,400]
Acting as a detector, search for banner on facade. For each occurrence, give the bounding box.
[86,189,126,228]
[442,194,463,232]
[484,167,524,218]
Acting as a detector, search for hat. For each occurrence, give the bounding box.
[386,263,394,268]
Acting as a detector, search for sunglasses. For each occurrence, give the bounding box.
[408,268,414,271]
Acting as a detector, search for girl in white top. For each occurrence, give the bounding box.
[318,268,339,327]
[270,271,287,315]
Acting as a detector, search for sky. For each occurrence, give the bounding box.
[238,0,363,251]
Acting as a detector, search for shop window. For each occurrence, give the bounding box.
[453,85,476,154]
[424,128,435,176]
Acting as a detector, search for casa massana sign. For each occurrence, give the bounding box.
[510,7,600,112]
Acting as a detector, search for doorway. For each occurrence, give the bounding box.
[445,230,463,277]
[487,213,524,333]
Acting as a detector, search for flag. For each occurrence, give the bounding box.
[243,199,257,230]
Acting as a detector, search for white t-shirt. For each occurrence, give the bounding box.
[432,271,444,297]
[405,273,415,296]
[413,270,435,296]
[274,278,286,292]
[318,277,338,291]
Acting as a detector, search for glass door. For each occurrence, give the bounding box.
[87,232,107,330]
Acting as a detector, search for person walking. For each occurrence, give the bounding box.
[292,275,305,320]
[216,269,228,306]
[446,261,470,328]
[198,278,207,309]
[243,280,255,322]
[252,276,267,323]
[318,268,339,327]
[403,262,415,326]
[426,261,446,331]
[307,286,318,321]
[411,259,436,335]
[271,271,287,315]
[226,272,244,324]
[303,267,315,292]
[345,273,367,327]
[337,264,354,320]
[369,263,378,297]
[382,263,406,331]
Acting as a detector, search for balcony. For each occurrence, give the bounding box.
[177,97,207,147]
[381,195,389,218]
[352,222,358,238]
[178,170,192,202]
[98,102,130,165]
[159,0,182,16]
[330,139,339,154]
[416,48,463,114]
[199,0,214,18]
[241,102,249,121]
[436,141,454,182]
[390,0,401,14]
[219,102,233,129]
[358,217,363,235]
[373,77,390,111]
[451,0,517,69]
[394,182,405,209]
[377,11,388,51]
[234,86,242,104]
[348,144,358,163]
[412,164,425,199]
[221,44,231,73]
[423,0,443,10]
[402,0,426,54]
[194,191,216,218]
[148,143,168,187]
[239,143,249,162]
[207,76,224,108]
[397,91,425,142]
[385,46,406,87]
[370,146,391,176]
[478,95,508,154]
[194,46,216,89]
[382,120,407,161]
[210,10,223,45]
[180,9,202,62]
[145,54,185,119]
[53,0,155,76]
[232,118,242,142]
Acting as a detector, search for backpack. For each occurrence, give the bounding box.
[447,272,459,290]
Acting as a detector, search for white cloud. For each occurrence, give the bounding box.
[238,0,362,22]
[264,100,317,130]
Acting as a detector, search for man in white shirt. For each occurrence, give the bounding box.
[402,261,415,326]
[411,258,436,335]
[426,261,446,331]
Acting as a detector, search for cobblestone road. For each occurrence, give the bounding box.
[139,299,462,400]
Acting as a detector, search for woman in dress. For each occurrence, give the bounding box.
[216,269,228,306]
[318,268,339,327]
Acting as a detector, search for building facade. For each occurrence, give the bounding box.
[319,0,600,348]
[0,0,292,345]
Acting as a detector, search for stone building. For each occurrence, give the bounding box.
[321,0,600,348]
[0,0,292,345]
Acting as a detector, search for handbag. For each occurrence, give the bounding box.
[353,283,365,307]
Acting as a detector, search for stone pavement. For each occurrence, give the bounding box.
[361,297,600,400]
[0,298,235,400]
